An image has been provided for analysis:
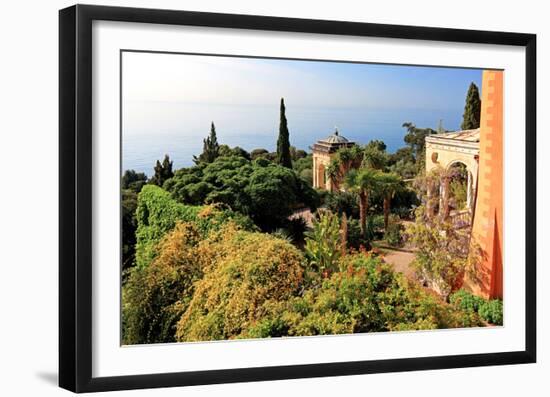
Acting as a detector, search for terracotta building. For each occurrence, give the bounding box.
[469,70,504,299]
[425,70,504,299]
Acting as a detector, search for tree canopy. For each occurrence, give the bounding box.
[150,154,174,187]
[461,82,481,130]
[121,169,148,271]
[122,169,147,192]
[163,155,319,230]
[218,145,251,160]
[134,184,255,269]
[402,122,436,160]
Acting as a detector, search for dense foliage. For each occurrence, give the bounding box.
[218,144,251,160]
[347,216,379,249]
[164,155,319,230]
[122,189,139,271]
[123,195,485,344]
[293,154,313,185]
[175,224,305,341]
[384,220,404,247]
[172,233,483,342]
[406,206,479,299]
[450,289,484,312]
[250,148,270,160]
[134,184,255,269]
[401,122,437,172]
[478,299,503,325]
[122,169,147,191]
[244,253,482,338]
[324,191,360,219]
[450,289,503,326]
[121,169,148,270]
[123,222,204,344]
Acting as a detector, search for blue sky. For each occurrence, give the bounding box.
[123,52,482,122]
[122,52,483,173]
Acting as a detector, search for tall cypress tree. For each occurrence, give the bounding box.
[193,122,220,164]
[276,98,292,168]
[461,82,481,130]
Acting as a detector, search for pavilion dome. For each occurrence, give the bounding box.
[322,128,349,144]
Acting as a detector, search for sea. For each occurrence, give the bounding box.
[122,104,463,177]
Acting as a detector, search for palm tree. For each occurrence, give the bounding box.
[326,147,364,191]
[344,168,381,238]
[378,172,403,231]
[362,146,387,170]
[326,159,341,191]
[338,146,364,172]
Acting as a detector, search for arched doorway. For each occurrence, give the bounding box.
[438,161,475,225]
[425,129,480,220]
[446,161,475,212]
[317,163,326,189]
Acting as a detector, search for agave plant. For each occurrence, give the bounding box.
[304,210,341,277]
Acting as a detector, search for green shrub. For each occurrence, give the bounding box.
[324,191,359,218]
[122,222,204,344]
[390,188,420,213]
[121,189,139,272]
[293,155,313,175]
[299,168,313,186]
[164,155,319,230]
[406,206,473,299]
[448,289,500,327]
[135,185,255,269]
[175,225,305,342]
[449,289,484,312]
[245,253,482,337]
[479,300,503,325]
[346,215,383,250]
[384,221,404,247]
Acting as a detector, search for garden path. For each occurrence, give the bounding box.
[376,245,417,280]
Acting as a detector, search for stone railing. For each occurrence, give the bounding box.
[449,209,471,229]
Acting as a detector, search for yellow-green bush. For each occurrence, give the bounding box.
[175,225,305,341]
[135,185,255,269]
[123,222,204,344]
[125,213,483,344]
[245,252,482,338]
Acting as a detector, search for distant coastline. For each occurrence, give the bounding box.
[123,105,462,175]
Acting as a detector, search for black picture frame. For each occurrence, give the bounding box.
[59,4,537,393]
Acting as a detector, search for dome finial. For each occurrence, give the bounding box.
[334,126,339,136]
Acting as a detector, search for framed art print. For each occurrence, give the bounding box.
[59,4,536,393]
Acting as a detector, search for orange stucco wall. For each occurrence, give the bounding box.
[469,70,504,299]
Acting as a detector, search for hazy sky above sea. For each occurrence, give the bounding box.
[121,51,483,174]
